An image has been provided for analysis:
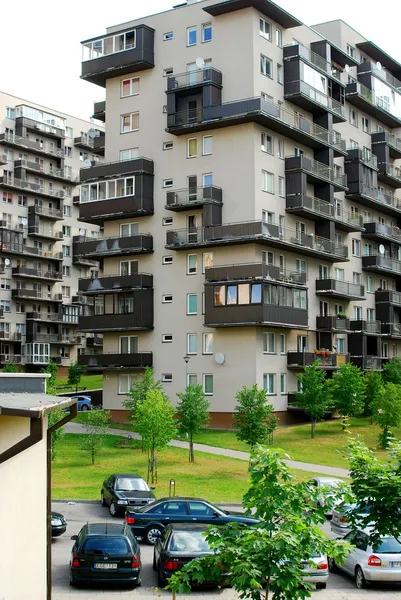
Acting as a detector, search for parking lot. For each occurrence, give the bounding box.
[52,501,401,599]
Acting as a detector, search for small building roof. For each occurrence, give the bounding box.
[0,393,76,418]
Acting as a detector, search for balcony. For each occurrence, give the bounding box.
[345,147,378,171]
[0,176,64,200]
[81,25,155,87]
[166,97,346,156]
[0,132,65,159]
[78,273,153,294]
[375,290,401,305]
[26,333,61,344]
[15,116,65,140]
[362,221,401,245]
[0,354,22,365]
[72,253,98,268]
[78,351,153,370]
[11,289,63,301]
[315,279,365,300]
[79,309,153,333]
[345,182,401,218]
[350,355,382,370]
[166,222,348,262]
[26,311,65,323]
[0,153,8,165]
[167,68,222,92]
[349,320,382,335]
[166,186,223,211]
[372,131,401,160]
[27,225,63,241]
[12,267,62,281]
[92,101,106,122]
[376,162,401,188]
[205,263,306,286]
[204,301,308,329]
[316,316,350,331]
[287,352,349,369]
[284,80,346,122]
[285,155,347,191]
[13,159,78,184]
[73,234,153,259]
[0,240,63,261]
[362,255,401,278]
[345,81,401,128]
[285,194,364,232]
[358,61,401,93]
[28,205,63,221]
[283,43,344,84]
[86,335,103,347]
[74,132,105,156]
[381,323,401,338]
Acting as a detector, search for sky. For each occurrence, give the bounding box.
[1,0,400,121]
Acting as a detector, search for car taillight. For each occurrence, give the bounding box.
[126,516,135,525]
[217,561,228,572]
[317,562,328,570]
[339,517,348,523]
[72,554,80,568]
[164,560,180,571]
[131,555,140,569]
[368,555,382,567]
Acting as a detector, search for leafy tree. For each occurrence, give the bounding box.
[167,446,350,600]
[135,389,176,483]
[79,408,110,465]
[364,369,384,423]
[176,384,210,463]
[233,385,277,450]
[327,362,365,430]
[295,360,330,438]
[123,367,164,423]
[3,362,19,373]
[41,360,59,394]
[67,360,84,393]
[371,383,401,448]
[383,357,401,386]
[48,408,65,461]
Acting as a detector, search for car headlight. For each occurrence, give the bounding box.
[51,519,63,526]
[117,500,128,505]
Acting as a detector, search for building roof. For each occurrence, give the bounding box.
[356,41,401,78]
[203,0,302,28]
[0,393,76,418]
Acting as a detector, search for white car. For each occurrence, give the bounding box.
[302,552,329,590]
[329,528,401,588]
[308,477,343,516]
[331,502,371,536]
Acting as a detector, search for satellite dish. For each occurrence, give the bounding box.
[88,128,97,139]
[215,352,225,365]
[376,61,382,70]
[79,229,86,237]
[196,57,206,69]
[344,64,350,73]
[379,244,386,255]
[4,258,10,266]
[83,159,92,168]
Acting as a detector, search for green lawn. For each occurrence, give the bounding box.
[55,374,102,394]
[52,434,327,503]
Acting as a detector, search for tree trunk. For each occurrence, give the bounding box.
[311,418,316,439]
[342,415,346,431]
[150,446,155,484]
[189,436,194,463]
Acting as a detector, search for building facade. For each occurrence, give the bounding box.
[78,0,401,425]
[0,92,104,372]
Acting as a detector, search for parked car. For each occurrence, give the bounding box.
[302,552,329,590]
[51,511,67,537]
[308,477,344,516]
[125,497,259,544]
[69,522,141,588]
[331,501,371,536]
[70,395,92,411]
[101,473,156,517]
[329,528,401,588]
[153,523,229,588]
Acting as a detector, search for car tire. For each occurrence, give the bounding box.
[355,566,367,589]
[81,405,89,411]
[146,526,163,545]
[316,583,326,590]
[101,492,106,507]
[109,501,119,517]
[153,551,157,571]
[328,557,337,573]
[69,574,77,588]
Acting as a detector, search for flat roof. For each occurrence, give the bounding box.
[0,393,76,418]
[357,41,401,78]
[203,0,302,28]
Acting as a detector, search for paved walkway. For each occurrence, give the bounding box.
[65,423,349,478]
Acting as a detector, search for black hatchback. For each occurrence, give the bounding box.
[69,523,141,588]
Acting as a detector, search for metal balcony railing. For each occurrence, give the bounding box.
[287,194,363,227]
[355,183,401,210]
[0,176,64,198]
[286,80,345,118]
[28,205,64,220]
[0,132,64,157]
[283,43,342,81]
[363,221,401,243]
[167,67,222,90]
[15,159,78,182]
[286,155,347,187]
[379,162,401,182]
[166,186,222,207]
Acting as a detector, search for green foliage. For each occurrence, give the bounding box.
[168,446,350,600]
[233,385,278,450]
[123,367,164,422]
[79,407,110,465]
[3,362,19,373]
[295,361,330,438]
[41,360,59,393]
[176,384,210,462]
[371,382,401,448]
[67,361,84,392]
[383,357,401,386]
[327,363,365,428]
[48,408,65,461]
[364,369,384,419]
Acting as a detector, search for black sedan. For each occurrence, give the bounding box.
[125,497,258,544]
[51,511,67,537]
[101,473,156,517]
[153,523,228,588]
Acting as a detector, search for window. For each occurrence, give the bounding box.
[346,44,356,58]
[62,286,71,297]
[259,18,271,41]
[349,108,358,127]
[119,336,138,353]
[337,338,345,354]
[202,22,212,42]
[118,374,135,394]
[353,272,361,284]
[0,278,10,290]
[187,294,198,315]
[5,107,15,119]
[263,332,275,353]
[367,276,374,293]
[162,294,173,303]
[349,139,358,149]
[163,32,174,41]
[120,112,139,133]
[262,170,274,193]
[62,245,70,257]
[352,239,361,257]
[261,132,273,154]
[64,146,72,158]
[187,27,197,46]
[280,334,286,354]
[353,306,362,320]
[277,64,283,84]
[187,254,197,274]
[276,28,282,47]
[162,373,173,383]
[163,141,173,151]
[187,333,197,354]
[203,374,213,395]
[63,265,71,277]
[296,259,308,276]
[162,334,173,343]
[82,30,136,60]
[263,373,275,395]
[3,192,12,203]
[162,255,173,264]
[163,178,173,188]
[203,332,213,354]
[120,147,139,161]
[163,217,173,226]
[15,303,24,313]
[362,116,370,133]
[63,205,71,217]
[278,139,284,159]
[367,308,375,321]
[187,138,197,158]
[260,54,273,78]
[379,279,388,290]
[278,176,285,197]
[65,126,73,138]
[0,300,10,313]
[187,374,197,386]
[294,147,304,156]
[280,373,286,394]
[18,195,27,206]
[202,136,212,155]
[163,67,173,76]
[121,77,139,97]
[62,225,71,236]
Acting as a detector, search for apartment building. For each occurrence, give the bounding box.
[0,92,104,372]
[77,0,401,426]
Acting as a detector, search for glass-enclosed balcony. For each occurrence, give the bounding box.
[345,80,401,128]
[283,43,344,83]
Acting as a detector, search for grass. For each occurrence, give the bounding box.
[52,434,328,503]
[55,374,102,394]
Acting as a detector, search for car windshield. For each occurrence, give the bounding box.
[169,531,211,553]
[115,478,149,492]
[321,480,340,488]
[373,538,401,554]
[340,502,371,514]
[83,537,129,555]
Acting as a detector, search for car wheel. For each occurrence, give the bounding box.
[101,492,106,507]
[146,526,163,545]
[69,573,77,588]
[153,551,157,571]
[315,583,326,590]
[355,566,367,589]
[109,501,119,517]
[81,405,89,411]
[328,557,337,573]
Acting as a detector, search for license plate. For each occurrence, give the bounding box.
[94,563,117,569]
[390,562,401,567]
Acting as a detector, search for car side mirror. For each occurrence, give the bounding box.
[71,535,78,540]
[213,512,220,518]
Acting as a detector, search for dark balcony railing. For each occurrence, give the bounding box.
[349,319,382,334]
[315,278,365,299]
[351,355,382,370]
[78,194,154,224]
[362,255,401,276]
[0,132,64,158]
[287,351,349,368]
[345,81,401,128]
[346,182,401,216]
[362,221,401,244]
[86,335,103,346]
[78,273,153,294]
[93,101,106,122]
[285,155,347,189]
[167,67,222,90]
[375,290,401,305]
[345,147,378,170]
[11,289,63,301]
[26,311,64,322]
[286,194,363,230]
[166,186,222,210]
[377,162,401,187]
[12,267,62,281]
[28,205,64,220]
[372,131,401,159]
[381,323,401,337]
[316,316,350,330]
[27,226,63,240]
[79,311,153,332]
[14,159,78,183]
[204,263,307,286]
[0,176,64,199]
[0,353,22,364]
[78,351,153,369]
[205,303,308,328]
[284,80,346,120]
[79,157,154,182]
[283,43,343,82]
[74,234,153,258]
[358,61,401,93]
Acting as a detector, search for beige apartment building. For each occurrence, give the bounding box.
[0,92,103,373]
[77,0,401,426]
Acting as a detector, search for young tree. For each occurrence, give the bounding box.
[48,407,65,461]
[79,408,110,465]
[3,362,19,373]
[123,367,164,423]
[327,362,365,430]
[41,360,59,394]
[383,357,401,386]
[233,385,277,450]
[135,389,176,483]
[167,446,350,599]
[371,383,401,448]
[364,369,384,423]
[67,361,84,393]
[295,360,330,439]
[176,384,210,463]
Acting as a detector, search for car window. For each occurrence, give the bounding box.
[82,537,129,555]
[343,531,357,544]
[163,501,188,515]
[374,538,401,554]
[188,502,215,516]
[169,531,210,552]
[146,502,167,513]
[115,477,149,492]
[354,532,368,551]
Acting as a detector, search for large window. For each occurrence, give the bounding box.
[120,148,139,161]
[260,54,273,78]
[187,294,198,315]
[203,332,213,354]
[262,170,274,193]
[263,373,275,395]
[118,373,136,394]
[301,63,327,95]
[203,374,213,395]
[121,77,140,97]
[82,30,136,60]
[259,18,271,41]
[121,112,139,133]
[80,176,135,203]
[26,343,50,365]
[213,283,262,306]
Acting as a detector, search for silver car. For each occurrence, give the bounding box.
[302,552,329,590]
[329,528,401,588]
[331,502,371,536]
[308,477,343,516]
